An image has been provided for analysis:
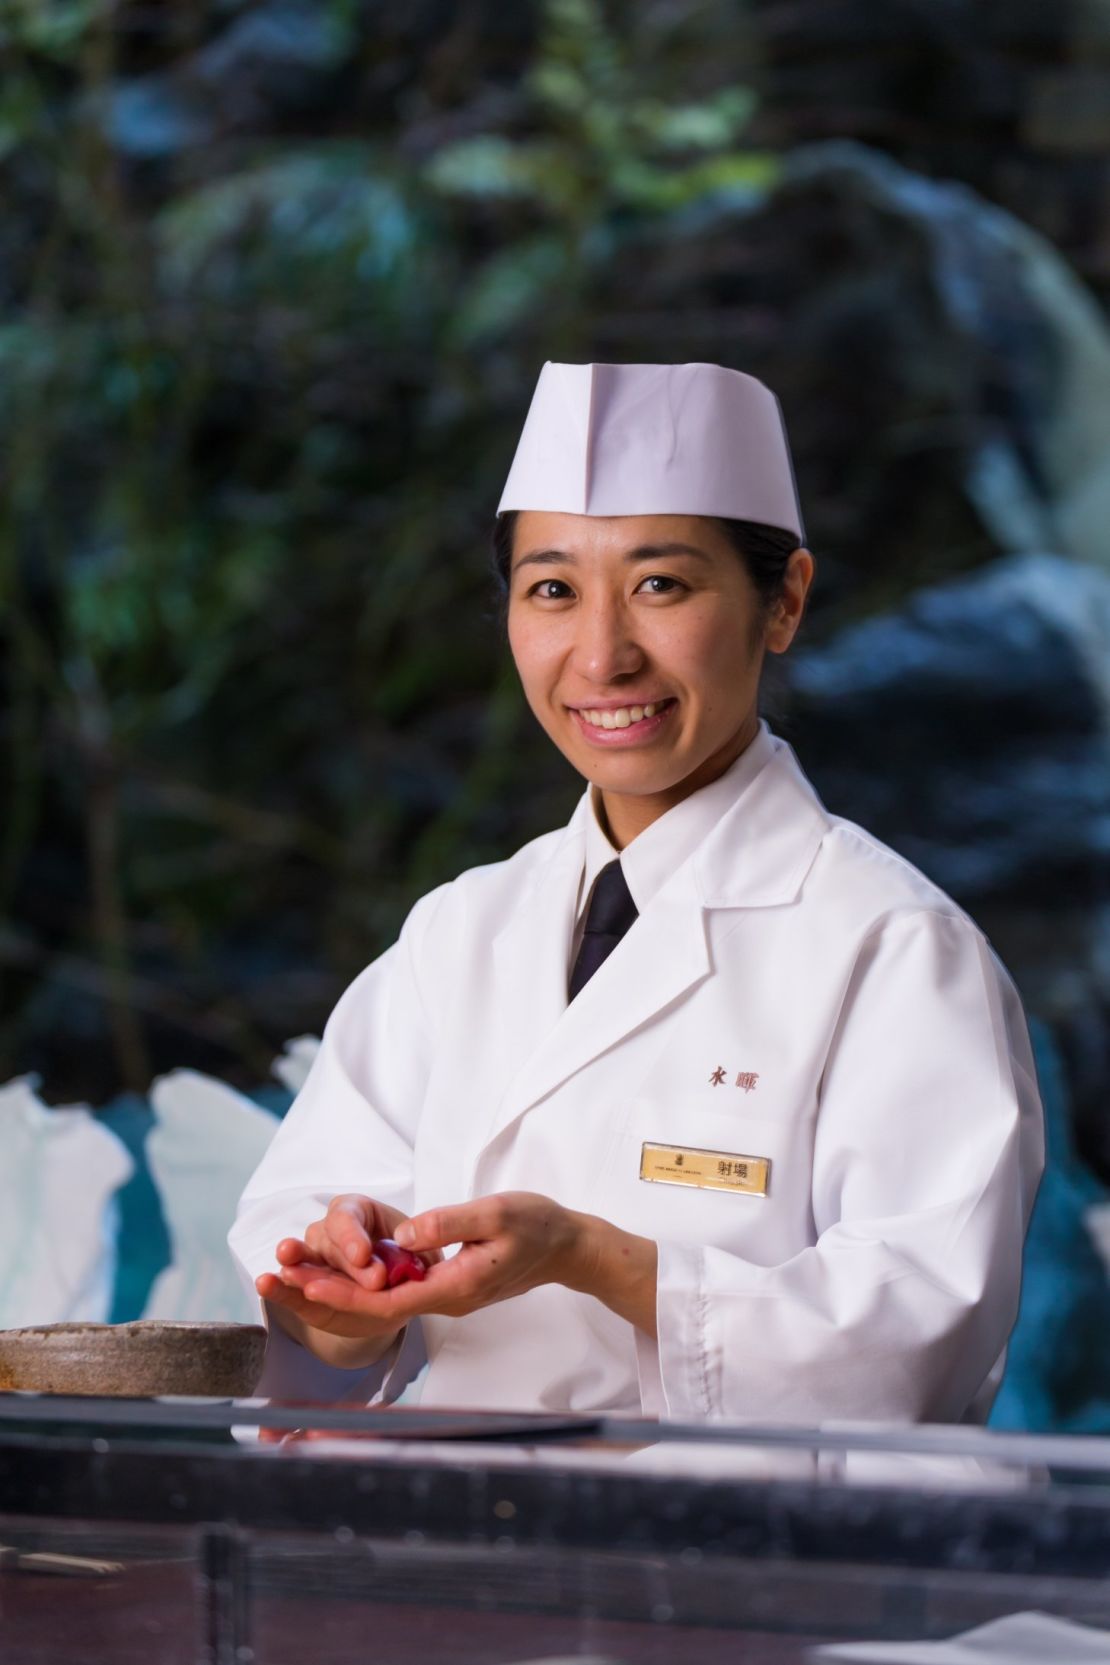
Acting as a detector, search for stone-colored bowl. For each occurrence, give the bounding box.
[0,1321,268,1398]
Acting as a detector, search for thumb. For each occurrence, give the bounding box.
[395,1201,494,1252]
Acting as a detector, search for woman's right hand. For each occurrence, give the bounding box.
[256,1193,435,1368]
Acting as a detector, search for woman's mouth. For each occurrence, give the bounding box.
[568,697,677,745]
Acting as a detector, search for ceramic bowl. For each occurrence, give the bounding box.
[0,1320,268,1398]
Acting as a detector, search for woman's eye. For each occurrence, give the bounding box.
[636,574,684,595]
[531,579,574,600]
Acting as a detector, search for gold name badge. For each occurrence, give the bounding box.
[640,1141,770,1197]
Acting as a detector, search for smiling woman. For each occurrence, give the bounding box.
[229,361,1044,1424]
[504,510,812,844]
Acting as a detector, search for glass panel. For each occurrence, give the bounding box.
[4,1392,1110,1491]
[4,1403,1110,1663]
[0,1518,202,1665]
[243,1527,1110,1665]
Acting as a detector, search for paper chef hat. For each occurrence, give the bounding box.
[497,361,804,543]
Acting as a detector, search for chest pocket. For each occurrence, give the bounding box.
[598,1097,815,1265]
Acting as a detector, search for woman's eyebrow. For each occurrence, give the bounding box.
[513,548,574,570]
[625,543,713,563]
[512,542,712,573]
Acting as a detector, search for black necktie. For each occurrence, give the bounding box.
[568,859,638,1002]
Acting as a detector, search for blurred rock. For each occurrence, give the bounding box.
[191,1,353,126]
[787,141,1110,582]
[104,77,213,161]
[789,551,1110,905]
[1027,69,1110,152]
[101,2,353,164]
[749,0,1110,296]
[599,143,1110,611]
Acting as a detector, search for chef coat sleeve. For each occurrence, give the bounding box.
[228,885,446,1405]
[639,908,1045,1423]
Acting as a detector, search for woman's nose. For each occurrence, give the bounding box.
[570,598,644,683]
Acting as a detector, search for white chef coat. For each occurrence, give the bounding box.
[229,723,1044,1422]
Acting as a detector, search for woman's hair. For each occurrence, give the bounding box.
[491,511,800,611]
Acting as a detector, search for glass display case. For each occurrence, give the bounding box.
[3,1400,1110,1664]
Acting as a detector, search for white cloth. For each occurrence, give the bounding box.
[811,1612,1110,1664]
[271,1035,322,1097]
[0,1076,133,1327]
[230,725,1044,1421]
[143,1070,280,1323]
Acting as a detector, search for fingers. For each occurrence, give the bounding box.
[394,1198,504,1253]
[263,1194,523,1324]
[290,1267,400,1312]
[277,1197,388,1287]
[277,1261,369,1296]
[257,1270,362,1324]
[275,1236,327,1267]
[256,1272,326,1324]
[268,1255,419,1312]
[258,1270,333,1315]
[321,1195,376,1269]
[278,1250,389,1296]
[288,1258,460,1321]
[261,1250,494,1325]
[257,1269,398,1336]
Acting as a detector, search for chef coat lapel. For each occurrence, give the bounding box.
[478,738,831,1159]
[484,800,591,1115]
[481,864,710,1156]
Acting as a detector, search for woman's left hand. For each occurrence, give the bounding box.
[276,1190,658,1335]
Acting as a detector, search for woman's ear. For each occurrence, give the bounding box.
[766,548,815,655]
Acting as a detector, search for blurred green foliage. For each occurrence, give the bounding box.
[0,0,777,1097]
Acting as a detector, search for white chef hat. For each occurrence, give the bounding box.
[497,361,804,543]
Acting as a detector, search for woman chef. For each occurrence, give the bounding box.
[229,361,1044,1423]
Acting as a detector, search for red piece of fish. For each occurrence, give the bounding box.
[373,1238,427,1286]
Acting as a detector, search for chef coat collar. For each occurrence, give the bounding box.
[578,720,778,921]
[481,722,828,1147]
[568,719,828,919]
[692,726,830,909]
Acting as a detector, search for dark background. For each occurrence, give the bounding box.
[2,0,1109,1424]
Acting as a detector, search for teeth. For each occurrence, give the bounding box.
[580,701,666,730]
